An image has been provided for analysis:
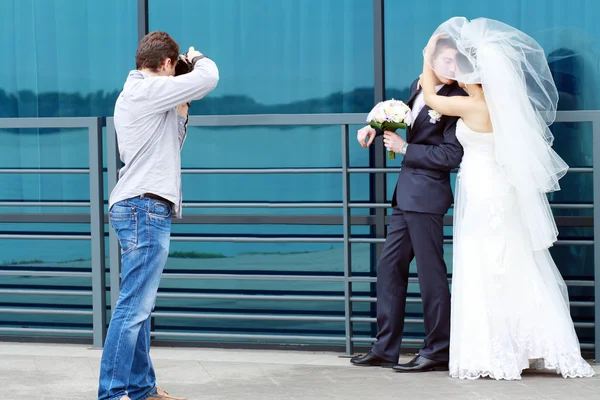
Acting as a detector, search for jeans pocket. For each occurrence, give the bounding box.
[149,199,172,218]
[110,205,138,254]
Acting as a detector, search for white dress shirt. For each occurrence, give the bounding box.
[411,84,444,118]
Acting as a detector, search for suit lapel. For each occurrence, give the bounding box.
[406,86,421,140]
[407,86,420,108]
[410,83,455,133]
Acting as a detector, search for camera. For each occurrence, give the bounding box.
[175,53,193,76]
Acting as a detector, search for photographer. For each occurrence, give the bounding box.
[98,31,218,400]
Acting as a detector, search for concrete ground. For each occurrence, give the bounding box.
[0,342,599,400]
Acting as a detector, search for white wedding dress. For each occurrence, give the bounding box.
[449,119,596,380]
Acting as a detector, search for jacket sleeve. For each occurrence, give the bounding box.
[402,116,463,171]
[140,57,219,114]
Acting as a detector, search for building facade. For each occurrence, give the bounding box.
[0,0,598,357]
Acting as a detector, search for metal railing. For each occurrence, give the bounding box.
[0,117,106,348]
[0,112,598,359]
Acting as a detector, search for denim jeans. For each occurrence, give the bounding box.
[98,196,172,400]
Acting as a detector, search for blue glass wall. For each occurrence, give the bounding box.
[0,0,137,335]
[0,0,597,347]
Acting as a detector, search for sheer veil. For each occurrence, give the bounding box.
[425,17,569,251]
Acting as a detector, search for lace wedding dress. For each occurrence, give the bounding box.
[449,119,595,380]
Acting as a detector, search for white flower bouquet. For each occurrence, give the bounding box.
[366,99,412,159]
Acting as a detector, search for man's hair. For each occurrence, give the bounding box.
[432,38,457,59]
[135,31,179,72]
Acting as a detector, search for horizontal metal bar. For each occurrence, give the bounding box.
[349,277,377,283]
[555,110,600,123]
[183,202,343,208]
[182,168,342,174]
[162,273,345,282]
[151,331,347,341]
[350,203,389,208]
[1,213,589,228]
[0,308,92,316]
[151,312,345,322]
[0,234,91,240]
[569,167,594,173]
[351,317,422,324]
[0,214,92,224]
[581,343,595,350]
[574,322,595,329]
[349,297,402,303]
[350,238,594,245]
[0,327,92,335]
[552,204,595,209]
[148,313,420,325]
[565,280,595,287]
[0,270,92,278]
[0,169,89,174]
[348,168,397,174]
[170,236,344,243]
[555,240,595,245]
[0,202,90,207]
[97,111,598,129]
[187,113,367,127]
[347,167,592,174]
[175,214,349,225]
[154,274,588,289]
[162,274,591,289]
[156,292,345,302]
[351,337,422,344]
[570,301,595,307]
[349,296,593,304]
[350,203,594,210]
[350,238,453,244]
[0,289,92,296]
[0,117,98,129]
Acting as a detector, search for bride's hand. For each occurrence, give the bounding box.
[424,33,448,60]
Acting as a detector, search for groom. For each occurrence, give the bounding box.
[351,39,467,372]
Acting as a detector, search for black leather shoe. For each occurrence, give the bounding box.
[350,351,396,367]
[392,355,448,372]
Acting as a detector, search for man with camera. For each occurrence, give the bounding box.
[98,31,219,400]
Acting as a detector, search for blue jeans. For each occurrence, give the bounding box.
[98,196,172,400]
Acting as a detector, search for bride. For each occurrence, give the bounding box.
[420,17,595,380]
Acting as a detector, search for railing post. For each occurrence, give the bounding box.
[89,117,107,349]
[371,0,387,339]
[106,118,122,314]
[341,124,353,355]
[593,114,600,363]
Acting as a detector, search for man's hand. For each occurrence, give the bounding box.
[383,131,407,154]
[183,46,202,62]
[357,125,377,148]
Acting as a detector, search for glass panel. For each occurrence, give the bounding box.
[0,0,136,339]
[148,0,374,115]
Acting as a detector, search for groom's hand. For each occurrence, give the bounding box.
[357,125,376,148]
[383,131,407,154]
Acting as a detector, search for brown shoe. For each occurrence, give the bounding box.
[146,387,187,400]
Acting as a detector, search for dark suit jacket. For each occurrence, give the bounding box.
[377,79,467,215]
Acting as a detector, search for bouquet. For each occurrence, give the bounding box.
[366,99,412,159]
